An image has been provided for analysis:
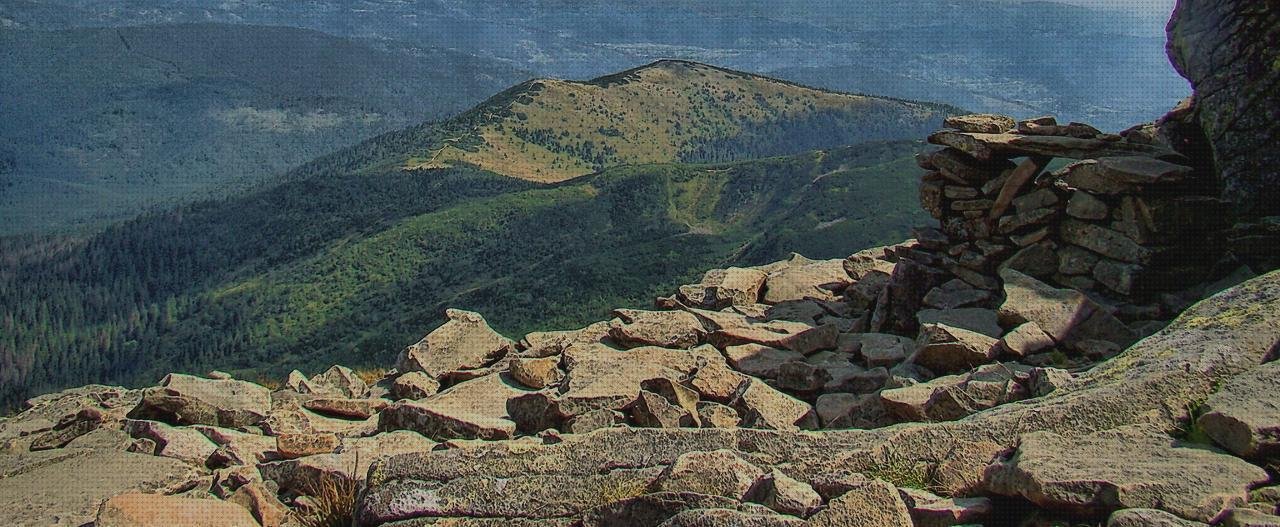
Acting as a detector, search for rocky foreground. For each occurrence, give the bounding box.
[3,1,1279,525]
[2,108,1279,526]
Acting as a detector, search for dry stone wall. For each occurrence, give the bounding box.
[895,113,1233,337]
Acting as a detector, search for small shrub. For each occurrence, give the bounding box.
[254,374,283,391]
[594,477,650,505]
[294,457,363,527]
[354,367,389,386]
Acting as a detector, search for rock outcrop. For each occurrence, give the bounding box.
[1167,0,1280,218]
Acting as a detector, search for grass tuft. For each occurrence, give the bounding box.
[354,367,390,386]
[293,456,364,527]
[594,477,650,505]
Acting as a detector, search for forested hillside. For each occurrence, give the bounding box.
[0,23,528,234]
[0,140,927,411]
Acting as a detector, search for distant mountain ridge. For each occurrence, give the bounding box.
[397,60,956,182]
[0,23,529,235]
[0,0,1187,129]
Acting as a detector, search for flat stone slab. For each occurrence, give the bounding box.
[379,373,531,441]
[928,130,1186,162]
[1197,360,1280,459]
[0,449,203,526]
[983,425,1269,522]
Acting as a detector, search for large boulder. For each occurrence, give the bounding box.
[983,425,1269,522]
[128,374,271,428]
[378,373,531,441]
[808,478,913,527]
[723,344,804,379]
[609,309,708,349]
[761,256,851,304]
[880,363,1033,422]
[652,450,766,501]
[733,380,817,431]
[122,419,219,466]
[1107,508,1210,527]
[911,323,999,375]
[997,269,1137,348]
[1196,360,1280,459]
[260,430,437,496]
[94,493,258,527]
[659,508,806,526]
[397,309,513,381]
[1167,0,1280,217]
[0,449,204,526]
[679,267,769,308]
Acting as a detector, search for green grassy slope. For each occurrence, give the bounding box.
[400,60,958,181]
[0,141,926,410]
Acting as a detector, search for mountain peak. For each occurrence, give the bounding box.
[402,61,955,183]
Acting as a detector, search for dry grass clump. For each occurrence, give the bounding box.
[353,367,389,386]
[293,457,364,527]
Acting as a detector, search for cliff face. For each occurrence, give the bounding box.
[1167,0,1280,218]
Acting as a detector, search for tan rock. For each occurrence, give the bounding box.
[927,130,1181,162]
[510,356,565,389]
[660,508,806,526]
[709,321,839,355]
[609,309,707,349]
[808,478,913,527]
[1058,156,1192,195]
[723,343,804,379]
[95,493,258,527]
[911,323,999,375]
[397,309,513,381]
[841,333,912,368]
[984,425,1269,522]
[302,397,388,420]
[945,114,1016,134]
[0,449,203,526]
[653,449,765,500]
[916,308,1002,338]
[391,371,440,400]
[999,322,1055,357]
[305,365,371,398]
[1107,508,1210,527]
[1218,508,1280,527]
[928,148,1016,182]
[1061,219,1153,265]
[30,407,106,451]
[998,268,1137,347]
[275,432,339,459]
[733,379,817,431]
[762,256,851,304]
[881,363,1032,422]
[519,321,612,358]
[128,373,271,428]
[696,402,741,429]
[1196,361,1280,459]
[228,481,291,527]
[378,373,529,441]
[630,390,699,429]
[679,267,769,308]
[122,419,218,466]
[563,409,625,433]
[899,488,993,527]
[756,469,822,517]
